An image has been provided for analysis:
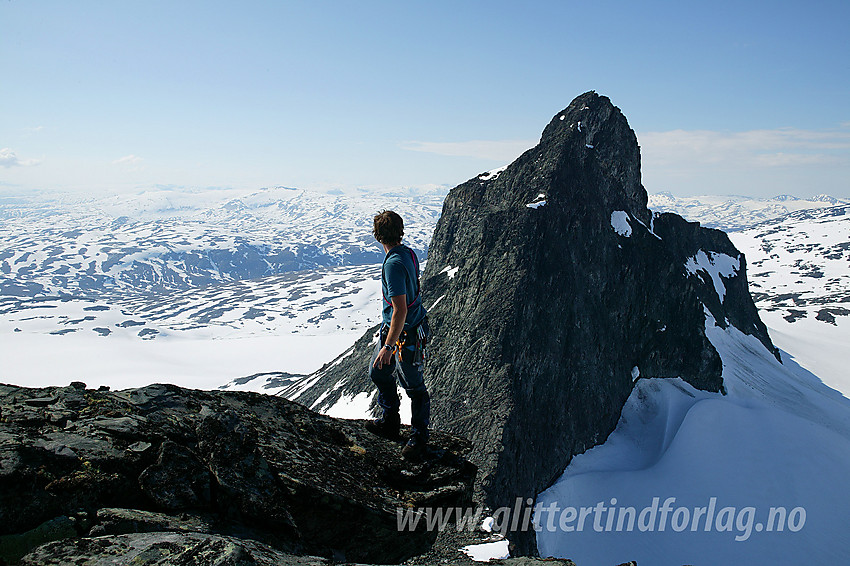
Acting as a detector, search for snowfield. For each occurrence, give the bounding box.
[0,264,382,390]
[536,315,850,564]
[0,186,441,296]
[728,205,850,394]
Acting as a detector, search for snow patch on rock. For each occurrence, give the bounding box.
[611,211,632,237]
[685,250,740,302]
[478,165,508,181]
[461,539,510,561]
[325,391,374,420]
[527,193,547,209]
[440,266,459,279]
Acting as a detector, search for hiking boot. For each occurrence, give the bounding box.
[401,435,428,462]
[365,415,400,440]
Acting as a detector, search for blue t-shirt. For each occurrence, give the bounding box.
[381,244,427,329]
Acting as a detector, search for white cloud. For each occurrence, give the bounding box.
[751,152,838,167]
[112,155,143,165]
[399,139,535,161]
[637,127,850,170]
[0,148,41,168]
[637,126,850,197]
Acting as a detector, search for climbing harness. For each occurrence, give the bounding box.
[380,317,429,367]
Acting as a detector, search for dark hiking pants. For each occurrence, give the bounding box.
[369,318,430,442]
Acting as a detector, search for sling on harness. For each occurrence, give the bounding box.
[392,322,428,365]
[380,317,428,366]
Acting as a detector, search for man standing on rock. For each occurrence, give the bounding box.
[366,210,430,461]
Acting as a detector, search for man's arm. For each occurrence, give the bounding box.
[386,294,408,348]
[374,294,407,369]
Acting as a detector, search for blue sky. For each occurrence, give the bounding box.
[1,0,848,198]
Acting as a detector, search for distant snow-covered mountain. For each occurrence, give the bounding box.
[0,186,442,297]
[2,187,841,300]
[0,185,431,389]
[648,192,848,231]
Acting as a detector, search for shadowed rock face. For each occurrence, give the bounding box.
[0,382,475,564]
[422,91,715,514]
[419,92,775,551]
[292,92,776,555]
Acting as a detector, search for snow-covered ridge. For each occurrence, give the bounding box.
[478,165,508,181]
[648,195,849,393]
[536,314,850,564]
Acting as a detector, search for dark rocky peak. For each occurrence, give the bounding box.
[466,91,649,227]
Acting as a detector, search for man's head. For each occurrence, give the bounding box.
[373,210,404,246]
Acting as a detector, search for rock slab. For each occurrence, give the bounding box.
[0,382,475,564]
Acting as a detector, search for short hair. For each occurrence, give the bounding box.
[373,210,404,245]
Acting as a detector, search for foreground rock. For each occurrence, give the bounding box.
[0,382,475,564]
[18,532,328,566]
[20,529,580,566]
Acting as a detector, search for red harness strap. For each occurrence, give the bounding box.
[382,246,421,308]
